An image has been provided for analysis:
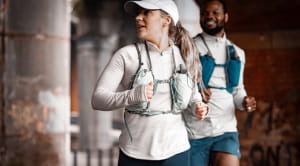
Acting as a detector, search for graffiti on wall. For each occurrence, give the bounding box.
[238,101,300,166]
[249,142,300,166]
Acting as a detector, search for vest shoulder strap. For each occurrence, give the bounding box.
[128,43,144,89]
[134,43,143,67]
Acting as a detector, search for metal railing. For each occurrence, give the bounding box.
[71,146,119,166]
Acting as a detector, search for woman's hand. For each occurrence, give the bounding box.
[195,103,209,120]
[145,82,153,100]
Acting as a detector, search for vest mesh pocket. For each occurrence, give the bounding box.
[171,73,193,112]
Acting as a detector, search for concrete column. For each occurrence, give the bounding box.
[96,32,119,150]
[77,38,100,150]
[1,0,70,165]
[76,0,122,151]
[77,33,118,150]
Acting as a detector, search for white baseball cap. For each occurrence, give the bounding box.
[124,0,179,25]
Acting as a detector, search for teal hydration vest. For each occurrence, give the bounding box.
[124,42,194,141]
[198,35,241,93]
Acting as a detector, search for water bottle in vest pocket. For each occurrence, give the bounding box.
[171,72,194,112]
[126,68,154,112]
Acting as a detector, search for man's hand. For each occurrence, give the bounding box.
[243,96,256,112]
[195,103,209,120]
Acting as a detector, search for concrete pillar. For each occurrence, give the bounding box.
[76,0,123,151]
[1,0,70,165]
[77,33,118,150]
[77,38,100,150]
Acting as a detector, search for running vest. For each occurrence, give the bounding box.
[124,42,195,141]
[125,42,194,115]
[198,35,241,93]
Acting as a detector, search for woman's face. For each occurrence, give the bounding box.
[135,8,167,42]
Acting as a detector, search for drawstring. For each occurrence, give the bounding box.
[124,109,180,143]
[123,112,133,143]
[181,111,195,136]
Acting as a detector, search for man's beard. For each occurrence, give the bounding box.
[201,21,225,36]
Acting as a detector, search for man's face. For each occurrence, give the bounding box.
[200,0,228,36]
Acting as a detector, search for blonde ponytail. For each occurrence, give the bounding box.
[174,22,200,80]
[171,21,206,100]
[160,10,206,99]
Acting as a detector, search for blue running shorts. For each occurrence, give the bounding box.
[189,132,241,166]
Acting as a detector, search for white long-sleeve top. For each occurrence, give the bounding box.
[184,33,247,139]
[92,41,202,160]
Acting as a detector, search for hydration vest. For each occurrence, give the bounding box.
[124,42,195,141]
[198,35,241,93]
[125,42,194,115]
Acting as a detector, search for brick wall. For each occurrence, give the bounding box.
[224,0,300,165]
[235,47,300,166]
